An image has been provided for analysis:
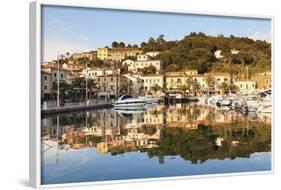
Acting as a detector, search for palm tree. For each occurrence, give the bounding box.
[151,84,162,95]
[218,82,229,94]
[184,76,193,94]
[191,81,201,96]
[205,75,215,94]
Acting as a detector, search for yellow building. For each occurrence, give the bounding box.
[251,71,272,90]
[165,72,186,90]
[97,48,109,60]
[165,70,204,91]
[108,48,142,62]
[206,73,231,91]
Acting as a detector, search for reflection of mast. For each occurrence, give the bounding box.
[85,111,89,146]
[56,115,60,174]
[103,110,107,143]
[161,105,168,139]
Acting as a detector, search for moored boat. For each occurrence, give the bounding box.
[113,94,146,108]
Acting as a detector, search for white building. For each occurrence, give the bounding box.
[140,74,164,96]
[41,71,53,99]
[137,54,150,61]
[122,57,163,73]
[231,49,239,54]
[82,67,119,79]
[234,80,256,94]
[123,74,144,95]
[146,51,160,57]
[41,67,67,83]
[214,50,224,59]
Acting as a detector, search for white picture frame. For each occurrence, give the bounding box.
[29,0,274,188]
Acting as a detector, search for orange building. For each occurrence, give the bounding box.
[252,71,272,90]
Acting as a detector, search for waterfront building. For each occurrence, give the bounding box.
[140,74,164,96]
[192,74,207,90]
[97,48,109,60]
[41,66,67,83]
[165,70,203,91]
[122,74,144,95]
[41,71,53,99]
[206,73,231,91]
[251,71,272,90]
[165,72,187,90]
[95,74,127,97]
[234,80,256,94]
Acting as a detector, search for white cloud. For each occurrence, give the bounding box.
[42,38,92,62]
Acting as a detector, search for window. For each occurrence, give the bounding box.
[111,78,113,82]
[177,79,181,83]
[44,85,47,90]
[54,73,57,77]
[61,74,63,78]
[44,76,47,80]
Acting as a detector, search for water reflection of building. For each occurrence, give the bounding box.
[41,103,271,160]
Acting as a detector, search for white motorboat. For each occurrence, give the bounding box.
[245,96,260,112]
[138,95,160,104]
[113,94,146,108]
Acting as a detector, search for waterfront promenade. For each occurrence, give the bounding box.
[41,99,114,115]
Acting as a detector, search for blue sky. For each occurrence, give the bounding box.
[42,5,271,62]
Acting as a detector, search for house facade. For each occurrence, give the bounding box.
[122,55,163,73]
[95,75,127,97]
[234,80,256,94]
[123,74,144,95]
[140,74,164,96]
[251,71,272,90]
[41,71,53,99]
[97,48,109,60]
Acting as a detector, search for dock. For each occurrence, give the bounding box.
[41,102,113,115]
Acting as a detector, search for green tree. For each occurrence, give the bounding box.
[143,65,157,75]
[218,82,229,94]
[112,41,118,48]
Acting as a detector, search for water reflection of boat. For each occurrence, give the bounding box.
[113,94,145,108]
[115,108,146,117]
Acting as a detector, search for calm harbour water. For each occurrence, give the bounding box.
[41,103,271,185]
